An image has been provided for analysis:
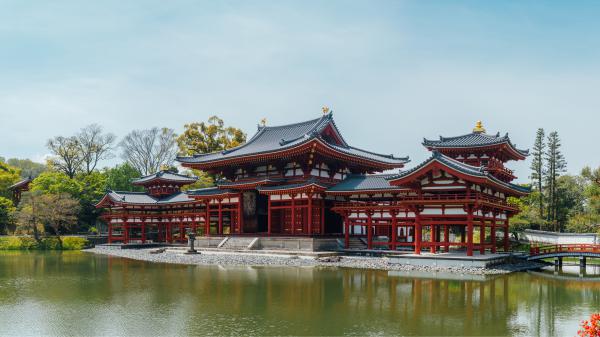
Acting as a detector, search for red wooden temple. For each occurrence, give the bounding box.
[97,114,529,255]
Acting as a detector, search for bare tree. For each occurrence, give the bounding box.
[119,127,178,175]
[47,136,83,178]
[77,124,116,174]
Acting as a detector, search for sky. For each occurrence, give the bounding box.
[1,0,599,182]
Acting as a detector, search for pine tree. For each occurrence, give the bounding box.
[530,128,545,219]
[544,131,567,231]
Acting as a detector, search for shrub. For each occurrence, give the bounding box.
[0,236,38,250]
[38,237,62,250]
[61,236,89,250]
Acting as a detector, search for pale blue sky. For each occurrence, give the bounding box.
[1,0,598,182]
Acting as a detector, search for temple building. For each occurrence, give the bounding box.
[97,112,529,255]
[8,177,31,205]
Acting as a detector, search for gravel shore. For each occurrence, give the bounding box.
[86,246,544,275]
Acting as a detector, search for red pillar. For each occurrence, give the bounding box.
[291,194,296,235]
[391,212,397,251]
[444,225,449,253]
[123,217,129,244]
[108,218,113,243]
[430,224,437,254]
[267,196,272,235]
[415,211,422,255]
[491,214,497,253]
[307,193,313,235]
[205,201,210,236]
[320,199,325,235]
[344,214,350,249]
[367,211,373,250]
[237,193,243,234]
[480,218,485,255]
[504,216,510,252]
[218,200,223,235]
[467,207,474,256]
[141,217,146,244]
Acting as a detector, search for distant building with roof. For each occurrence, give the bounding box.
[8,177,31,205]
[96,112,528,256]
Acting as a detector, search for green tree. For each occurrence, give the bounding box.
[75,172,108,228]
[15,191,79,243]
[6,158,47,179]
[181,169,215,190]
[177,116,246,156]
[530,128,545,219]
[544,131,567,230]
[0,160,22,199]
[104,163,144,192]
[554,175,585,230]
[0,197,16,234]
[30,171,82,197]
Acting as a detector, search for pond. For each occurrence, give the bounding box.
[0,252,598,336]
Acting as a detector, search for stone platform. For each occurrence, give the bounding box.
[385,251,521,268]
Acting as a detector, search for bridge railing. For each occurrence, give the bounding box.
[529,243,600,256]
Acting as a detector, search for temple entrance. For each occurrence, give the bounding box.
[242,191,268,233]
[256,193,268,233]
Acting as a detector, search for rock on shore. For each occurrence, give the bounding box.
[85,246,544,275]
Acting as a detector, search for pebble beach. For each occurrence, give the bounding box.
[86,245,544,275]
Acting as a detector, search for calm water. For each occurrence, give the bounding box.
[0,252,598,336]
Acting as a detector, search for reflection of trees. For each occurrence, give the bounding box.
[1,253,600,336]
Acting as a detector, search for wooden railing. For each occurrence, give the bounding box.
[333,192,513,209]
[529,244,600,256]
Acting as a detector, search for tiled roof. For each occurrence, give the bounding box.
[105,191,198,204]
[186,187,236,196]
[217,177,286,187]
[423,132,529,157]
[8,178,31,190]
[387,151,530,193]
[177,112,408,166]
[327,174,400,192]
[256,179,330,192]
[131,171,197,185]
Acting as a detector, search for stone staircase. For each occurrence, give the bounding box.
[338,237,368,250]
[219,237,259,250]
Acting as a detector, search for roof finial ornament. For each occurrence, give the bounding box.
[260,118,267,127]
[473,120,486,133]
[322,106,330,114]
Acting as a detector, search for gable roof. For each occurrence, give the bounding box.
[131,171,198,185]
[177,112,408,167]
[387,151,530,195]
[422,131,529,158]
[8,178,31,190]
[327,174,402,193]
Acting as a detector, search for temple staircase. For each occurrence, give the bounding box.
[219,237,259,250]
[338,237,368,250]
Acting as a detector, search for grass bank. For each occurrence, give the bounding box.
[0,236,90,250]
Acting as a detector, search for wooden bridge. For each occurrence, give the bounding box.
[528,244,600,269]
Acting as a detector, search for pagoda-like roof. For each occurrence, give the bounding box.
[387,151,530,195]
[326,174,403,193]
[177,112,409,168]
[8,177,31,190]
[96,190,197,206]
[131,171,198,186]
[186,187,237,197]
[422,127,528,159]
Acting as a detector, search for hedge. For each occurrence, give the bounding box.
[0,236,90,250]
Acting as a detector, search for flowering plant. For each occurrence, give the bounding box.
[578,313,600,337]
